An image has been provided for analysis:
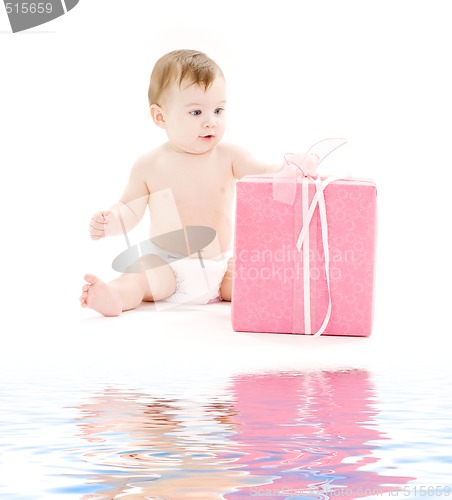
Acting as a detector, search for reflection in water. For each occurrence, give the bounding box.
[74,388,250,499]
[68,370,414,499]
[225,370,414,499]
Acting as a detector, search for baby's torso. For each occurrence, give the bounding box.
[143,144,236,256]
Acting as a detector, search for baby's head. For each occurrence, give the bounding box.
[148,50,226,155]
[148,49,223,107]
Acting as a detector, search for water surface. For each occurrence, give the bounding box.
[1,365,450,499]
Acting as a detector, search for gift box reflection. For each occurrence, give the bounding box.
[225,370,414,498]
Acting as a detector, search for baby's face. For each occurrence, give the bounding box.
[161,75,226,155]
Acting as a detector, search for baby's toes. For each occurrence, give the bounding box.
[80,290,89,305]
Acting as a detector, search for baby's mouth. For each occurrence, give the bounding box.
[200,134,215,139]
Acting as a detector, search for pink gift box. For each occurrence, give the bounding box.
[231,174,377,336]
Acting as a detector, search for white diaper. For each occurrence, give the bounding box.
[164,251,232,305]
[142,241,232,305]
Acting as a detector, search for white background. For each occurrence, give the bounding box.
[0,0,451,363]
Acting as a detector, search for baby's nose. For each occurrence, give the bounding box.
[203,115,216,127]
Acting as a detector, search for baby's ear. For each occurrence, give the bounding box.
[150,105,166,129]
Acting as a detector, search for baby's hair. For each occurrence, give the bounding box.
[148,49,224,107]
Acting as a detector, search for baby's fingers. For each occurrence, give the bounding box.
[92,211,111,224]
[90,231,104,240]
[90,211,111,238]
[90,222,106,239]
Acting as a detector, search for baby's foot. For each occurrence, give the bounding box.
[80,274,122,317]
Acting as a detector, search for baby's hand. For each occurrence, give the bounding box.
[90,210,113,240]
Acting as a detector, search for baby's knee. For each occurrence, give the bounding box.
[143,264,177,301]
[220,258,234,302]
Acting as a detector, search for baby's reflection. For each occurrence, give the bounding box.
[74,370,414,499]
[75,387,251,499]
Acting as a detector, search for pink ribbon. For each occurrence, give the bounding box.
[273,138,347,336]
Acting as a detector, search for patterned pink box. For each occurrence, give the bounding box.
[231,174,377,336]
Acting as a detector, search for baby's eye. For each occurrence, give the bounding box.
[190,110,202,116]
[214,108,224,115]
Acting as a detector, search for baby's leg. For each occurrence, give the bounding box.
[80,256,177,316]
[219,258,234,302]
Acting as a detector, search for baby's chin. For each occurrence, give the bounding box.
[179,137,221,155]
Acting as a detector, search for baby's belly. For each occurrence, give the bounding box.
[148,187,234,256]
[149,212,232,257]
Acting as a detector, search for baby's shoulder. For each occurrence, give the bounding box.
[132,145,166,173]
[135,146,163,164]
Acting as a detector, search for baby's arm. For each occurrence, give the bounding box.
[89,157,150,240]
[229,144,283,180]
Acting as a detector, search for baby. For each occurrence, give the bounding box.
[80,49,281,316]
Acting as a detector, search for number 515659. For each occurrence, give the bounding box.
[5,3,53,14]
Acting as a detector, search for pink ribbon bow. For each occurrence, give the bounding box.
[273,138,347,205]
